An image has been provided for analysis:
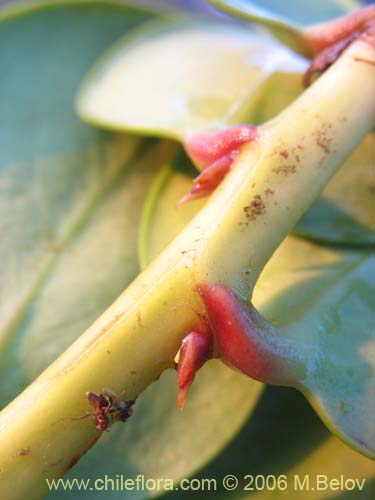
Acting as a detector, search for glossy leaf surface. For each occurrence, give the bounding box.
[76,18,306,139]
[169,386,375,499]
[208,0,360,53]
[254,239,375,459]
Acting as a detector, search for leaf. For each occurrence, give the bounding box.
[0,0,159,403]
[253,238,375,459]
[0,3,262,496]
[138,156,207,268]
[165,386,375,500]
[76,17,306,140]
[207,0,361,53]
[140,161,375,458]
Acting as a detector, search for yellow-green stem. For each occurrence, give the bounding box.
[0,39,373,500]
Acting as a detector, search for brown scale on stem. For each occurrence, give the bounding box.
[86,388,135,432]
[243,194,266,221]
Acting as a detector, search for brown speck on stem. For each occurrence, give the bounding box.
[136,312,143,327]
[338,113,348,123]
[279,149,289,159]
[272,165,297,175]
[264,188,274,197]
[243,195,266,221]
[313,124,333,155]
[17,447,30,457]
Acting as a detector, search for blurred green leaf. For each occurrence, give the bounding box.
[138,157,207,268]
[254,238,375,459]
[209,0,360,25]
[0,0,158,406]
[208,0,360,53]
[76,17,305,140]
[167,386,375,500]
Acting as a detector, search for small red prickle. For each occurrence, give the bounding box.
[179,125,258,205]
[177,320,213,410]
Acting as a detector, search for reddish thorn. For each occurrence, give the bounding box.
[302,5,375,86]
[177,183,213,207]
[197,284,280,384]
[185,125,258,170]
[179,125,258,206]
[303,5,375,56]
[193,151,238,186]
[177,321,213,410]
[177,152,236,206]
[303,32,357,86]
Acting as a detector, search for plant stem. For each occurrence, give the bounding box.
[0,39,373,499]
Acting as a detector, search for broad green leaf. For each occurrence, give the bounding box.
[254,239,375,459]
[0,0,158,403]
[0,3,263,496]
[76,18,306,140]
[208,0,360,54]
[140,162,375,458]
[166,386,375,500]
[138,157,207,268]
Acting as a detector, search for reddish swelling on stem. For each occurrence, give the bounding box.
[176,284,287,409]
[302,5,375,86]
[184,125,258,170]
[303,5,375,55]
[179,125,258,205]
[197,284,280,384]
[177,321,213,410]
